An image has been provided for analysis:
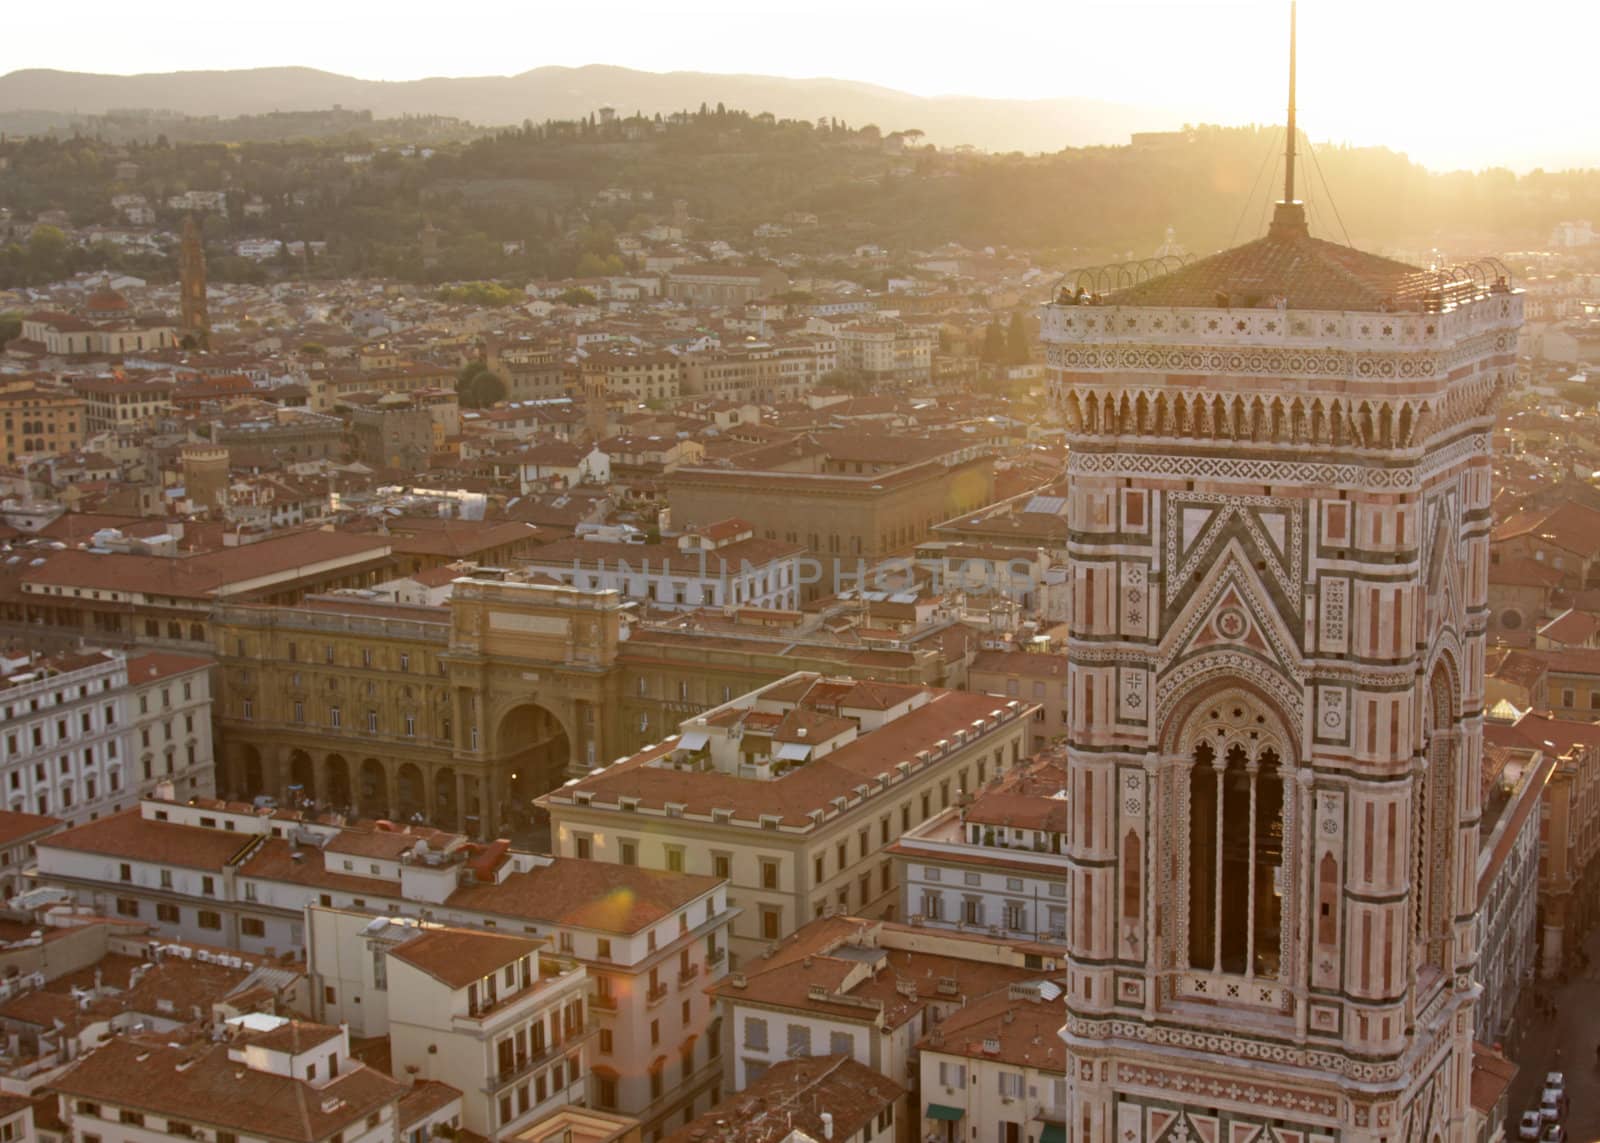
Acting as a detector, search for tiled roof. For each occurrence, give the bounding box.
[1101,205,1433,311]
[1491,501,1600,558]
[919,985,1065,1070]
[0,809,62,848]
[715,917,1039,1029]
[556,687,1018,828]
[41,809,255,872]
[390,927,543,989]
[397,1080,461,1128]
[446,858,720,935]
[663,1056,901,1143]
[124,651,214,683]
[970,650,1068,680]
[50,1038,403,1141]
[20,531,391,599]
[240,1020,342,1054]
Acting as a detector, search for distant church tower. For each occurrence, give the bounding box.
[582,371,609,445]
[179,215,209,342]
[1045,8,1521,1143]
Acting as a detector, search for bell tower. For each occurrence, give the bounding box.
[1045,8,1521,1143]
[179,214,209,343]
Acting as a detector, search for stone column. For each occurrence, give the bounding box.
[385,760,400,823]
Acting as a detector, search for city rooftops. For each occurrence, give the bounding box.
[542,672,1030,828]
[39,799,721,936]
[664,1055,901,1143]
[712,916,1048,1029]
[51,1036,403,1143]
[19,530,392,601]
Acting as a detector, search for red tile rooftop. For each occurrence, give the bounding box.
[390,927,544,989]
[549,686,1025,827]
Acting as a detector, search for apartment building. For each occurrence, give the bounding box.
[11,529,394,650]
[666,1056,902,1143]
[888,756,1068,945]
[540,672,1035,965]
[667,438,997,599]
[0,380,84,463]
[680,339,836,404]
[34,797,735,1138]
[0,650,131,825]
[309,910,591,1138]
[1472,740,1551,1048]
[1484,711,1600,976]
[833,323,936,381]
[579,352,683,406]
[916,982,1066,1143]
[516,519,804,611]
[70,376,175,434]
[967,652,1068,754]
[51,1018,417,1143]
[125,651,216,801]
[664,266,786,308]
[0,810,61,900]
[711,916,1053,1134]
[487,339,571,402]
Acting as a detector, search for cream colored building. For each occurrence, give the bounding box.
[539,672,1035,966]
[309,908,591,1138]
[916,983,1066,1143]
[52,1017,411,1143]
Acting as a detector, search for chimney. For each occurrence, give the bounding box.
[821,1112,834,1140]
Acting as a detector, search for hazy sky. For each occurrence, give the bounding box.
[4,0,1589,171]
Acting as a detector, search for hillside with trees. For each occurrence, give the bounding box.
[1,104,1595,291]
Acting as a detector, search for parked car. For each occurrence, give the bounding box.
[1541,1125,1565,1143]
[1545,1072,1565,1096]
[1540,1090,1567,1124]
[1521,1111,1546,1141]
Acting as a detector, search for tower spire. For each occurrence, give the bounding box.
[1268,0,1309,239]
[1284,0,1297,204]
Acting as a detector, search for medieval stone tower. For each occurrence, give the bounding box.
[179,215,209,341]
[1044,13,1522,1143]
[181,443,229,515]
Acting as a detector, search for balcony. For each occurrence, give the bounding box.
[707,947,726,967]
[646,982,670,1007]
[678,962,701,985]
[490,1021,598,1091]
[456,966,585,1027]
[590,992,619,1011]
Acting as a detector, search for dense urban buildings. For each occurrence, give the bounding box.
[0,15,1583,1142]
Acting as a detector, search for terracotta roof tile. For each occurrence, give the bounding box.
[42,809,255,871]
[390,927,543,989]
[663,1056,901,1143]
[446,859,719,935]
[1101,206,1436,311]
[50,1038,403,1141]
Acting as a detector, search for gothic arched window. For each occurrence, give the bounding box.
[1185,701,1286,979]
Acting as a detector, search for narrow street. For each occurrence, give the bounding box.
[1507,924,1600,1143]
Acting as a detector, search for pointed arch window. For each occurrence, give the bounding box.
[1185,703,1286,979]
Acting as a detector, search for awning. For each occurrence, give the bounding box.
[1039,1125,1066,1143]
[926,1105,965,1122]
[775,742,812,762]
[677,730,710,751]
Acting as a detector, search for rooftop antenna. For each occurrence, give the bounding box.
[1269,0,1309,239]
[1284,0,1297,205]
